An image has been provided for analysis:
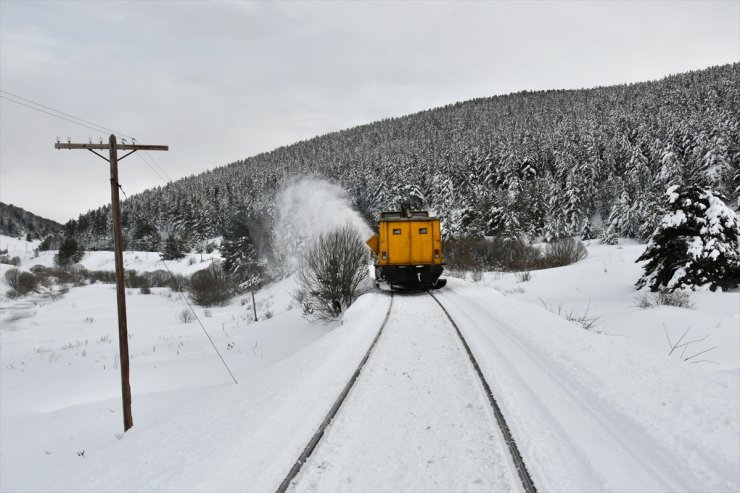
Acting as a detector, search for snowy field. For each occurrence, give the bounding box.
[0,234,738,492]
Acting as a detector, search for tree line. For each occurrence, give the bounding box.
[62,63,737,267]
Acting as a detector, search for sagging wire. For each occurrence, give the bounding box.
[160,259,239,385]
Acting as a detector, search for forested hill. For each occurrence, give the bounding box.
[72,63,738,252]
[0,202,63,240]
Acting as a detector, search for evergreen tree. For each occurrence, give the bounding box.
[636,185,740,292]
[221,236,264,289]
[160,234,185,260]
[56,237,84,266]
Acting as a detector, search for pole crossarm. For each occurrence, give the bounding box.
[55,143,168,151]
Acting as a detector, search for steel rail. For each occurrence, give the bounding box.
[275,293,394,493]
[429,292,538,493]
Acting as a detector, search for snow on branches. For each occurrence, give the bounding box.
[636,185,740,292]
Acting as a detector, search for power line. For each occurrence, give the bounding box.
[139,151,172,182]
[160,259,239,385]
[137,153,167,183]
[145,153,173,182]
[1,90,173,184]
[1,95,108,136]
[0,89,135,140]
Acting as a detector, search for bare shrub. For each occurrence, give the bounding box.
[294,224,368,319]
[5,268,38,296]
[125,270,149,289]
[88,270,116,284]
[516,271,532,282]
[17,272,38,294]
[444,237,542,272]
[178,309,195,323]
[140,285,151,295]
[655,290,694,309]
[189,263,234,306]
[5,268,21,290]
[540,299,602,332]
[542,238,588,268]
[6,288,20,299]
[9,256,21,267]
[634,289,694,309]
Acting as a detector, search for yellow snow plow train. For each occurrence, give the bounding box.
[366,206,446,291]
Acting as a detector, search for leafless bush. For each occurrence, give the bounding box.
[634,289,694,309]
[17,272,38,294]
[9,256,21,267]
[542,238,588,268]
[445,237,542,272]
[294,224,368,319]
[5,268,21,290]
[540,298,602,333]
[4,268,37,296]
[189,263,234,306]
[516,271,532,282]
[178,308,195,323]
[88,270,116,284]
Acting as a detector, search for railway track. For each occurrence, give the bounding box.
[428,291,537,493]
[275,293,395,493]
[276,291,537,493]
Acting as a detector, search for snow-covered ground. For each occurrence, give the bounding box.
[470,241,740,376]
[0,235,738,492]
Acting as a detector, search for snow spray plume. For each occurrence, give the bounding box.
[272,177,373,276]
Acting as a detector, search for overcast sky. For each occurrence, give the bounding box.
[1,0,738,224]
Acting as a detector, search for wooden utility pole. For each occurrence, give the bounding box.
[55,134,168,432]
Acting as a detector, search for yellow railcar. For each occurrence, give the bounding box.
[366,207,446,290]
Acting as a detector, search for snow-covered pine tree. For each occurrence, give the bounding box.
[160,234,185,261]
[221,236,264,290]
[636,184,740,292]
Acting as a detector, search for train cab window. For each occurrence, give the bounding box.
[393,229,402,235]
[419,228,428,234]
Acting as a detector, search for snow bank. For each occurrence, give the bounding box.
[21,292,391,493]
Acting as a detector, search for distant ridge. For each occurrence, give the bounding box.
[0,202,63,240]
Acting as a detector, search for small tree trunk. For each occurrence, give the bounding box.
[251,289,258,322]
